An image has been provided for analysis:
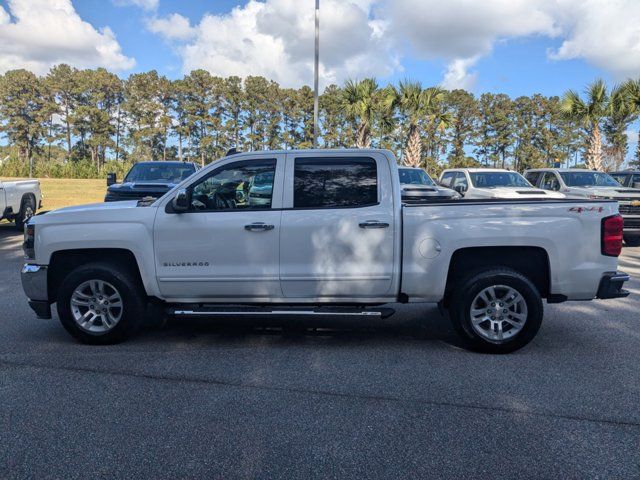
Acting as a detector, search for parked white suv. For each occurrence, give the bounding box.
[439,168,565,199]
[524,168,640,246]
[0,179,43,230]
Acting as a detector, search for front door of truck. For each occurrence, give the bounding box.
[279,153,397,300]
[153,155,285,301]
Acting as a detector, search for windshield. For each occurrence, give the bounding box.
[398,168,436,186]
[124,163,196,183]
[252,171,275,188]
[469,172,532,188]
[559,171,620,187]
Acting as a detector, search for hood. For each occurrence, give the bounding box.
[44,200,140,216]
[107,181,177,193]
[565,186,640,199]
[483,187,565,199]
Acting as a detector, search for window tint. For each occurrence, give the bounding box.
[452,172,468,189]
[398,168,435,186]
[524,172,541,186]
[440,172,455,187]
[190,160,275,211]
[632,174,640,189]
[559,172,619,187]
[294,158,377,208]
[610,174,626,186]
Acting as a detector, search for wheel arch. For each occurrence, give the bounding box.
[443,246,551,307]
[48,248,150,302]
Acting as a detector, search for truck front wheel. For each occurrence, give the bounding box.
[56,263,145,344]
[448,268,543,354]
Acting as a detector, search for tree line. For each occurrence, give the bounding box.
[0,64,639,178]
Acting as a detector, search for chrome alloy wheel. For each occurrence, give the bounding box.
[70,280,123,334]
[469,284,528,343]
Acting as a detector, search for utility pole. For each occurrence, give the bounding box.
[313,0,320,148]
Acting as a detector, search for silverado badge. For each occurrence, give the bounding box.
[631,200,640,207]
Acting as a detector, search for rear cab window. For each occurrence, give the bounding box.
[293,158,378,208]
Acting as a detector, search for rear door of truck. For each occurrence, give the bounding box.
[279,151,399,300]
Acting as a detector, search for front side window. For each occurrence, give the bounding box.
[540,172,560,191]
[559,172,619,187]
[440,172,456,187]
[190,160,276,211]
[524,172,542,186]
[632,174,640,189]
[294,158,377,208]
[610,174,627,186]
[469,172,532,188]
[452,172,469,189]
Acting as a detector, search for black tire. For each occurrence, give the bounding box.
[448,268,543,354]
[56,262,145,344]
[14,195,35,231]
[624,235,640,247]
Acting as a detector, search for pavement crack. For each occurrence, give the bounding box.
[2,358,640,430]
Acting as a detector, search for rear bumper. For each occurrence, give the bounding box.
[21,264,51,319]
[596,271,630,299]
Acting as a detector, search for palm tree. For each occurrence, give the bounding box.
[560,79,609,170]
[622,79,640,165]
[387,81,449,167]
[602,84,637,171]
[341,78,380,148]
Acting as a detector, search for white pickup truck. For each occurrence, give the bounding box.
[21,149,630,353]
[1,179,42,230]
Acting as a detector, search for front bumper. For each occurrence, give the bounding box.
[596,271,630,299]
[21,264,51,319]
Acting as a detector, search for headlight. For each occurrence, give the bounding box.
[23,223,35,259]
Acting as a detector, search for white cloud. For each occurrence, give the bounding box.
[548,0,640,79]
[147,13,195,41]
[147,0,640,89]
[112,0,158,11]
[150,0,399,88]
[441,57,480,91]
[0,0,135,74]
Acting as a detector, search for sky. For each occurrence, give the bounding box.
[1,0,638,98]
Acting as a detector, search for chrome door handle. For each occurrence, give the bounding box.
[244,222,275,232]
[359,220,389,229]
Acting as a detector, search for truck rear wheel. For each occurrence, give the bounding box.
[448,268,543,354]
[56,263,145,344]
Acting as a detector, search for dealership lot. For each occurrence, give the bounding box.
[1,222,639,479]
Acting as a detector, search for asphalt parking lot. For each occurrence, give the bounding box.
[1,221,639,479]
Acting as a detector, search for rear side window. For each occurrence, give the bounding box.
[294,158,377,208]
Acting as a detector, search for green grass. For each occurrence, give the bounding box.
[1,177,107,212]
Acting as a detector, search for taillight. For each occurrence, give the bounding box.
[601,214,623,257]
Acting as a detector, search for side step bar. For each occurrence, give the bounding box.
[169,305,395,319]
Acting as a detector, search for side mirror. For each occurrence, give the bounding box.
[172,188,190,213]
[454,185,467,195]
[633,182,640,189]
[106,172,116,186]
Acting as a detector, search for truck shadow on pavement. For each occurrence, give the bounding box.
[140,307,461,349]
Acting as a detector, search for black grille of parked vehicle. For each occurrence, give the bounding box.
[623,217,640,228]
[516,190,546,194]
[619,205,640,215]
